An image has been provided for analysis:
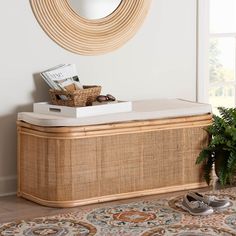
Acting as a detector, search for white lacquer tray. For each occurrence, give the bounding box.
[33,101,132,118]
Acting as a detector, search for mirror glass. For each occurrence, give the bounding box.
[68,0,122,20]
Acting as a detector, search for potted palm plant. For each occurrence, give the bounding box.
[196,107,236,185]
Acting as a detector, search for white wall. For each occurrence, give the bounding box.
[0,0,197,195]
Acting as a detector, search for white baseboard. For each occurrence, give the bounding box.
[0,175,17,197]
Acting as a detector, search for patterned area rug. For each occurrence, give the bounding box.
[1,188,236,236]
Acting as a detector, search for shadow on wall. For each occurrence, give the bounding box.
[0,114,19,178]
[0,104,31,171]
[0,73,50,174]
[0,106,31,194]
[32,73,50,102]
[0,74,50,195]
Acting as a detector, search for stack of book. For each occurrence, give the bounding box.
[40,64,83,92]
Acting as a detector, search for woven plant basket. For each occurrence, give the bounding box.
[49,85,101,107]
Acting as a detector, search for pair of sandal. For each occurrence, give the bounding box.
[181,191,230,216]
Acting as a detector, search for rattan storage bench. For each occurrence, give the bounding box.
[17,99,212,207]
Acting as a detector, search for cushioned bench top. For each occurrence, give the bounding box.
[18,99,212,127]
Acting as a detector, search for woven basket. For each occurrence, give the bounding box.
[49,85,101,107]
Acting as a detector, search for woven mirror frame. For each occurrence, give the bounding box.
[30,0,152,55]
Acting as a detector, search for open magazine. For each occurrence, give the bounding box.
[40,64,83,92]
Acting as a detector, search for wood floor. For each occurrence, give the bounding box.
[0,187,211,224]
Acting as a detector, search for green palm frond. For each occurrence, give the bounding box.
[207,115,225,135]
[196,148,213,164]
[196,106,236,186]
[227,152,236,170]
[227,152,236,184]
[216,151,229,185]
[218,107,236,126]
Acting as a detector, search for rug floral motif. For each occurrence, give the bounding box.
[1,187,236,235]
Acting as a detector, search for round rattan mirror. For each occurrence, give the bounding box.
[30,0,152,55]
